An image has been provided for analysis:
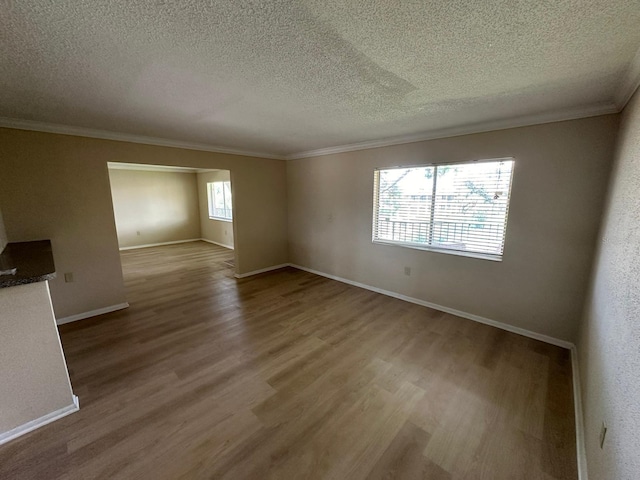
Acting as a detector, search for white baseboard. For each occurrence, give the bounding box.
[56,303,129,325]
[200,238,234,250]
[234,263,290,279]
[571,346,589,480]
[288,263,573,349]
[119,239,201,251]
[0,395,80,446]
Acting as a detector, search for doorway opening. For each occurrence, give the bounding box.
[106,162,236,272]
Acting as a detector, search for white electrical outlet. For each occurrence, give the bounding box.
[599,421,607,449]
[404,266,411,276]
[64,272,74,283]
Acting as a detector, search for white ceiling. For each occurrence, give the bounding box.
[2,1,640,159]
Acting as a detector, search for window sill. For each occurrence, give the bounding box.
[208,216,233,223]
[372,239,503,262]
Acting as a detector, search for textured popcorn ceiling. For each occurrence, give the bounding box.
[1,0,640,156]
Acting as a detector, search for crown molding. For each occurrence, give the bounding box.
[0,117,286,160]
[615,45,640,110]
[285,102,620,160]
[0,100,621,163]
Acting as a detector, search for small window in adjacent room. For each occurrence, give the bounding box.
[207,181,233,220]
[372,158,514,261]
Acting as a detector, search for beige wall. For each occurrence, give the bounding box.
[578,92,640,479]
[197,170,234,249]
[108,169,200,248]
[0,128,288,319]
[288,115,618,342]
[0,281,75,435]
[0,206,7,252]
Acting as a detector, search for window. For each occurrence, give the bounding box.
[207,181,233,220]
[373,158,514,260]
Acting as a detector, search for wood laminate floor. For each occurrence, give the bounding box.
[0,241,577,479]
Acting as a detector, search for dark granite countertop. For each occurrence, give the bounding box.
[0,240,56,288]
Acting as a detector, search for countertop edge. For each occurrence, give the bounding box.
[0,240,57,289]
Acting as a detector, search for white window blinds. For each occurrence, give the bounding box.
[373,159,514,260]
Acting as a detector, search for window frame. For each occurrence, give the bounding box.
[372,157,515,262]
[207,181,233,222]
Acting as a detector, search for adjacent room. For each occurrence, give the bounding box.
[107,163,235,251]
[0,1,638,479]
